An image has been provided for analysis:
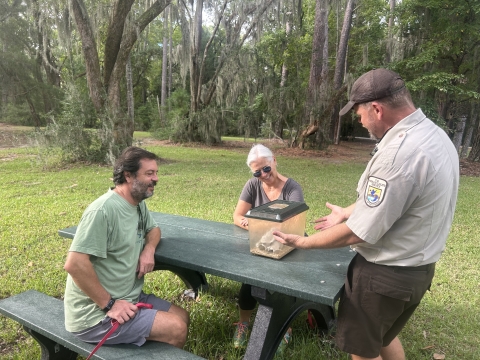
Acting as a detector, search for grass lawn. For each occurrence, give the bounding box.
[0,141,479,359]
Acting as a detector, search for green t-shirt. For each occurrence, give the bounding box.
[64,189,158,332]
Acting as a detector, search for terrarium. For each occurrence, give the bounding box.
[245,200,309,259]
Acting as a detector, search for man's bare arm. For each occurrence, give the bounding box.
[64,251,138,324]
[137,226,161,278]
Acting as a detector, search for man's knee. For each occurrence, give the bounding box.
[169,304,190,327]
[148,311,188,348]
[165,315,188,348]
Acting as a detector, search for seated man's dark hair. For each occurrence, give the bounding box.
[113,147,159,185]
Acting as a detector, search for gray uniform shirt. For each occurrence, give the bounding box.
[346,109,459,266]
[239,177,304,207]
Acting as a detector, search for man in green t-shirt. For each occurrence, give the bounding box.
[64,147,189,348]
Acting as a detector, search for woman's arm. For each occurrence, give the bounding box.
[233,199,252,229]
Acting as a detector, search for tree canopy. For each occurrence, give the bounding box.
[1,0,479,162]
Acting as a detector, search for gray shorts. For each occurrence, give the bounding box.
[335,254,435,358]
[72,292,171,346]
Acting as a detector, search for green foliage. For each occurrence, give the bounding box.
[152,89,190,141]
[0,0,64,127]
[347,0,390,70]
[1,103,32,126]
[409,73,480,100]
[236,93,266,140]
[33,84,110,165]
[396,0,480,100]
[135,102,158,131]
[173,108,223,145]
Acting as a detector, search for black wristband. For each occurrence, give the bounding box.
[103,298,116,312]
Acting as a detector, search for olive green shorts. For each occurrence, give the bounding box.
[335,254,435,358]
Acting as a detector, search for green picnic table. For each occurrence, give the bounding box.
[58,212,355,360]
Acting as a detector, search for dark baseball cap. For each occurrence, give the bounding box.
[339,68,406,116]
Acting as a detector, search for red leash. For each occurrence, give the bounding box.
[307,309,317,330]
[86,302,153,360]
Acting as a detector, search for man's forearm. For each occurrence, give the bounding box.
[137,227,161,278]
[144,226,161,250]
[274,223,365,250]
[303,223,364,249]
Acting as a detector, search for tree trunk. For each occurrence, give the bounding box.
[332,0,356,144]
[157,95,162,125]
[189,0,203,114]
[385,0,396,63]
[274,15,292,139]
[316,11,329,146]
[168,5,172,104]
[196,0,228,110]
[468,118,480,162]
[452,116,466,153]
[103,1,135,88]
[70,0,104,112]
[32,0,61,89]
[161,7,168,124]
[126,55,134,126]
[461,104,478,158]
[298,0,328,149]
[71,0,171,154]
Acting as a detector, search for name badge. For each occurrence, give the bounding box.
[364,176,387,207]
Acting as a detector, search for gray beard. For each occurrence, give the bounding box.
[131,179,155,202]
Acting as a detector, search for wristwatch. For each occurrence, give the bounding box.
[102,298,116,312]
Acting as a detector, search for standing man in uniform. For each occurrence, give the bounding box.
[64,146,189,348]
[273,68,459,360]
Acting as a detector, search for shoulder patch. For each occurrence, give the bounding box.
[364,176,387,207]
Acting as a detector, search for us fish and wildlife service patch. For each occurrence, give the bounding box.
[365,176,387,207]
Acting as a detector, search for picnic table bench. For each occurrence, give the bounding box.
[3,211,353,360]
[0,289,204,360]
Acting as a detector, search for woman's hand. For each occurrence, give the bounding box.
[233,200,252,230]
[240,217,249,228]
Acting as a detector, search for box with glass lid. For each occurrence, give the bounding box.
[245,200,309,259]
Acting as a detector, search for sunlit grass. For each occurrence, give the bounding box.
[0,144,479,359]
[222,136,258,143]
[133,131,152,139]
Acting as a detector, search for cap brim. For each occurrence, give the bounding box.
[339,100,355,116]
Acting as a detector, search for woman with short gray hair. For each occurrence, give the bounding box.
[232,143,304,352]
[234,144,304,229]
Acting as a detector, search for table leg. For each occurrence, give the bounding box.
[153,263,209,296]
[24,327,77,360]
[244,286,335,360]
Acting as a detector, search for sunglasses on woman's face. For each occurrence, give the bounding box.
[252,166,272,177]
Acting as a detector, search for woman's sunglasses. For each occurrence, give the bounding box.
[253,166,272,178]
